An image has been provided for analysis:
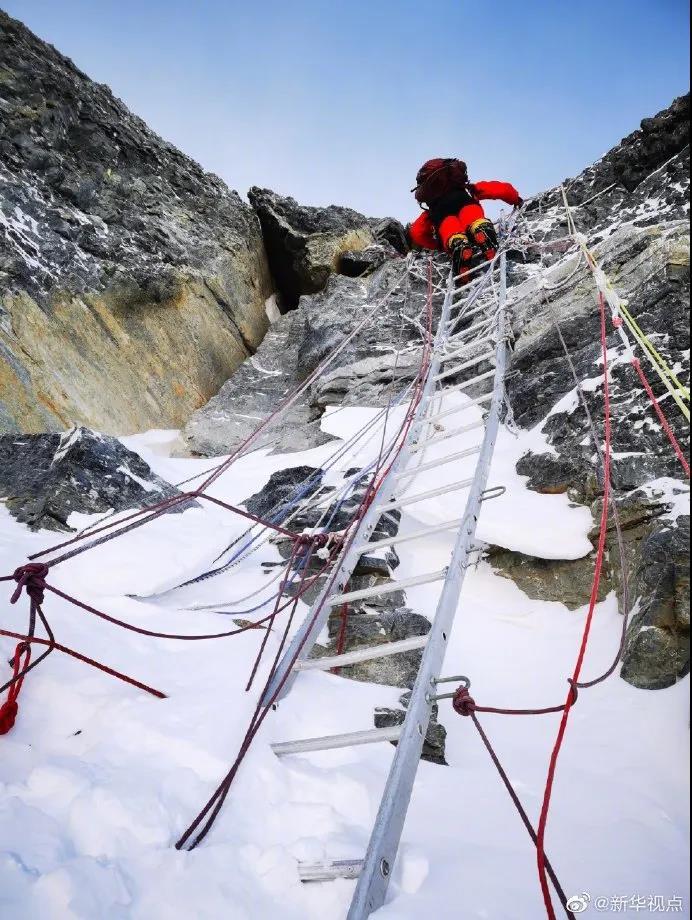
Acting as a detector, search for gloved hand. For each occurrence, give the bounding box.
[514,197,525,210]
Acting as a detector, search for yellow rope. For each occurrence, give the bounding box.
[617,298,690,399]
[560,186,690,423]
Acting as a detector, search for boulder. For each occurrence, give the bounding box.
[248,186,376,309]
[375,693,447,765]
[320,607,430,689]
[0,427,189,531]
[243,466,324,520]
[487,545,610,611]
[339,247,388,278]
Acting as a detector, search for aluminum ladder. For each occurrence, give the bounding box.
[267,250,511,917]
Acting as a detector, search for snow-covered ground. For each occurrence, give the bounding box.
[1,394,689,919]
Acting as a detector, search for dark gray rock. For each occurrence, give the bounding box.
[353,553,393,578]
[185,256,445,456]
[183,306,335,456]
[371,218,409,256]
[375,692,447,765]
[243,466,324,520]
[339,247,388,278]
[500,95,690,691]
[515,452,582,495]
[487,545,609,611]
[621,516,689,689]
[0,426,189,531]
[248,187,377,309]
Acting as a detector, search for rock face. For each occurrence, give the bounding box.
[0,11,273,435]
[241,464,445,752]
[248,187,406,309]
[501,94,690,689]
[620,516,690,689]
[0,426,188,531]
[185,255,442,455]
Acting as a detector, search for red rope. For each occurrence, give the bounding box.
[464,706,574,918]
[0,628,165,698]
[630,357,690,478]
[0,642,31,734]
[41,569,324,642]
[535,292,613,920]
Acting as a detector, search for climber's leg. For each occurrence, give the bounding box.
[437,215,473,285]
[437,214,465,250]
[446,232,477,285]
[464,208,499,262]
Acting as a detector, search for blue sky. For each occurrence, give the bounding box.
[4,0,690,220]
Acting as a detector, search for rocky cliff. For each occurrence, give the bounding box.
[0,11,273,434]
[502,94,690,689]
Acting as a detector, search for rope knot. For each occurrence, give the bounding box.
[10,563,49,606]
[294,532,332,551]
[294,533,316,549]
[452,685,477,717]
[567,679,579,706]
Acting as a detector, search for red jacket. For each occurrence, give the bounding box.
[408,181,521,250]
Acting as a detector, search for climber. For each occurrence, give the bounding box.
[407,158,523,283]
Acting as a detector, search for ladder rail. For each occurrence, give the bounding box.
[346,251,509,919]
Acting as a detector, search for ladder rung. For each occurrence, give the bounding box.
[299,859,364,882]
[424,392,493,424]
[447,299,487,326]
[328,568,447,606]
[440,368,495,393]
[354,518,463,555]
[440,334,494,363]
[272,726,402,756]
[412,419,484,451]
[434,351,495,383]
[394,444,481,479]
[376,477,474,512]
[446,313,493,341]
[299,859,363,882]
[444,314,494,349]
[293,635,429,672]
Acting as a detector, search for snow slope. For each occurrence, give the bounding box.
[0,398,689,919]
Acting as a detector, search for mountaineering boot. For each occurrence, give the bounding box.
[447,232,477,286]
[467,218,498,261]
